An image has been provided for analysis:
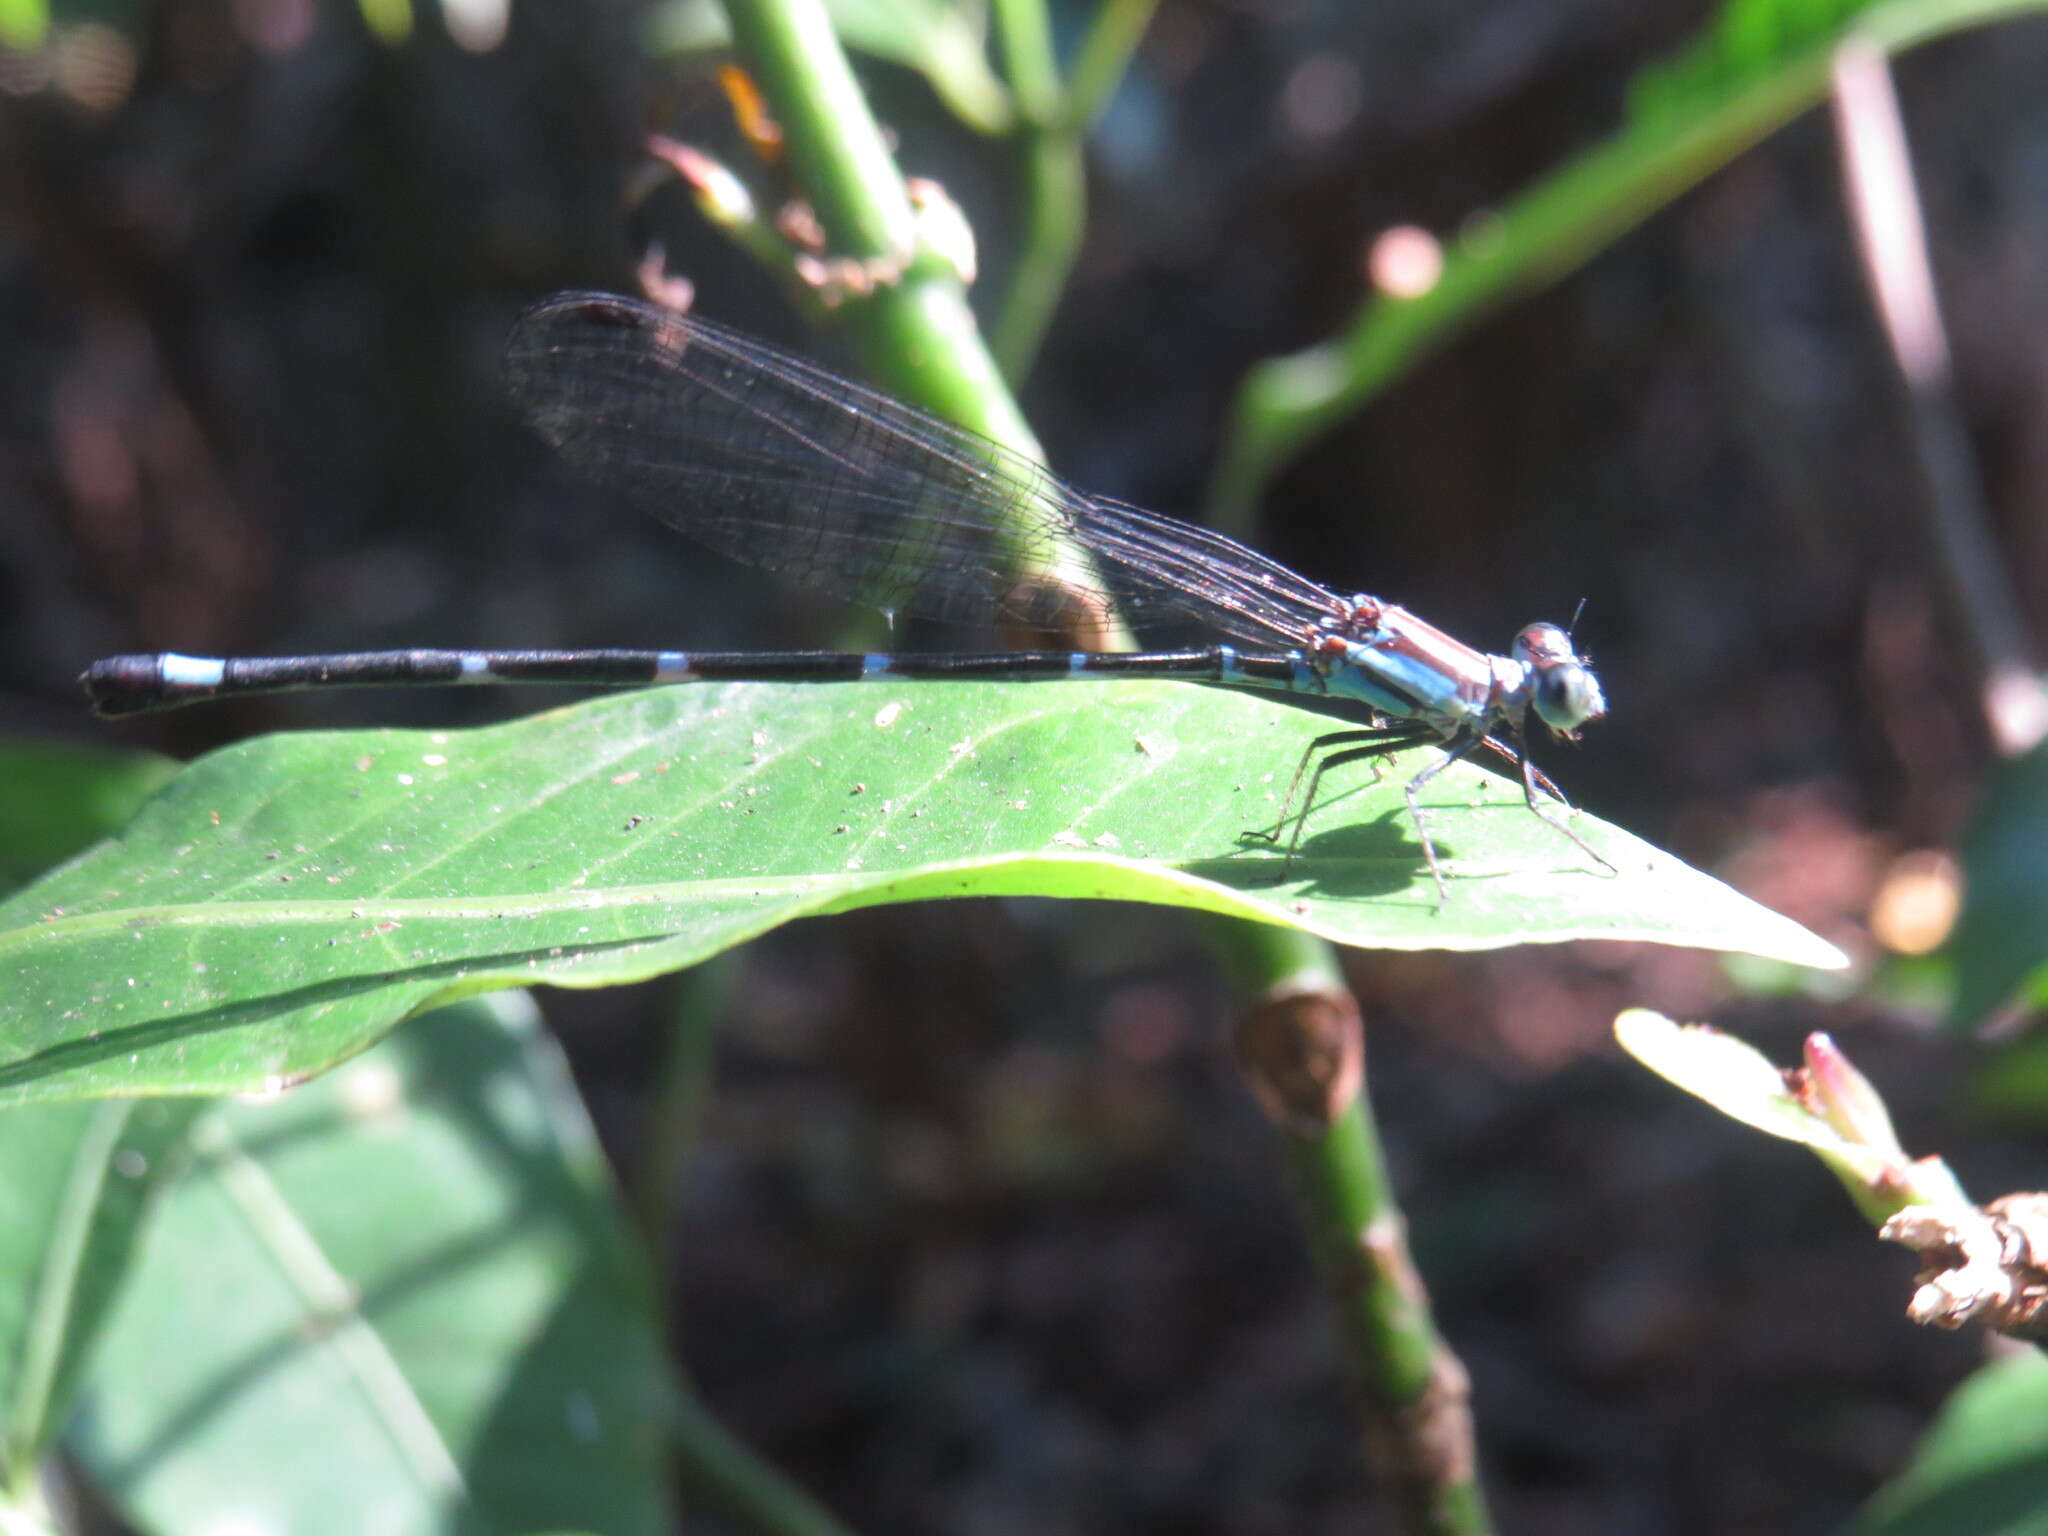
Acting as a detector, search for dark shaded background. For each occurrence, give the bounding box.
[6,0,2048,1528]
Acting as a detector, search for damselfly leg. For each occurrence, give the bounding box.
[1244,723,1614,898]
[1240,722,1440,882]
[1510,733,1617,882]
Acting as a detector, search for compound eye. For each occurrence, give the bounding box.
[1532,659,1607,733]
[1513,622,1572,667]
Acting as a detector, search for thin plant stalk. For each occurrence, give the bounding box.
[1064,0,1158,131]
[668,1387,857,1536]
[710,1,1489,1527]
[1205,918,1494,1535]
[986,0,1081,380]
[1830,39,2046,756]
[987,0,1161,379]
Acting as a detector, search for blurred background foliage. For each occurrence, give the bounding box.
[5,0,2048,1528]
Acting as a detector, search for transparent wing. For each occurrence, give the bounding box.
[503,291,1346,649]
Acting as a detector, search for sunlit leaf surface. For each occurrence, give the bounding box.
[1,682,1843,1104]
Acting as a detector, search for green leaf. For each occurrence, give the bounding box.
[0,1097,195,1485]
[1615,1010,1968,1224]
[1948,739,2048,1029]
[1851,1350,2048,1535]
[64,993,672,1536]
[1206,0,2048,524]
[1,682,1842,1105]
[1615,1009,1835,1146]
[0,742,179,899]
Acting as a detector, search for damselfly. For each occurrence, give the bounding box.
[81,291,1611,896]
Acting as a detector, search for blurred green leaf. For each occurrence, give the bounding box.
[64,993,672,1536]
[648,0,1013,134]
[1949,739,2048,1028]
[1720,948,1866,1000]
[0,1097,195,1484]
[1867,951,1956,1016]
[1627,0,1868,125]
[1851,1350,2048,1535]
[3,683,1842,1106]
[356,0,411,45]
[1964,1032,2048,1129]
[0,0,47,51]
[0,741,178,898]
[1208,0,2048,525]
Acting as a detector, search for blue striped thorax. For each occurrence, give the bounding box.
[1284,599,1605,746]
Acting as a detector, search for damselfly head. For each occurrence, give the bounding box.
[1515,621,1607,736]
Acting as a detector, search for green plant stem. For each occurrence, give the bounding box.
[641,958,852,1535]
[712,5,1484,1527]
[989,0,1061,130]
[720,0,912,265]
[1289,1119,1491,1533]
[668,1387,857,1536]
[1205,920,1493,1534]
[988,0,1160,378]
[1201,0,2048,533]
[987,0,1083,379]
[724,0,1137,637]
[990,122,1084,383]
[721,0,1037,458]
[637,956,733,1302]
[1064,0,1157,129]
